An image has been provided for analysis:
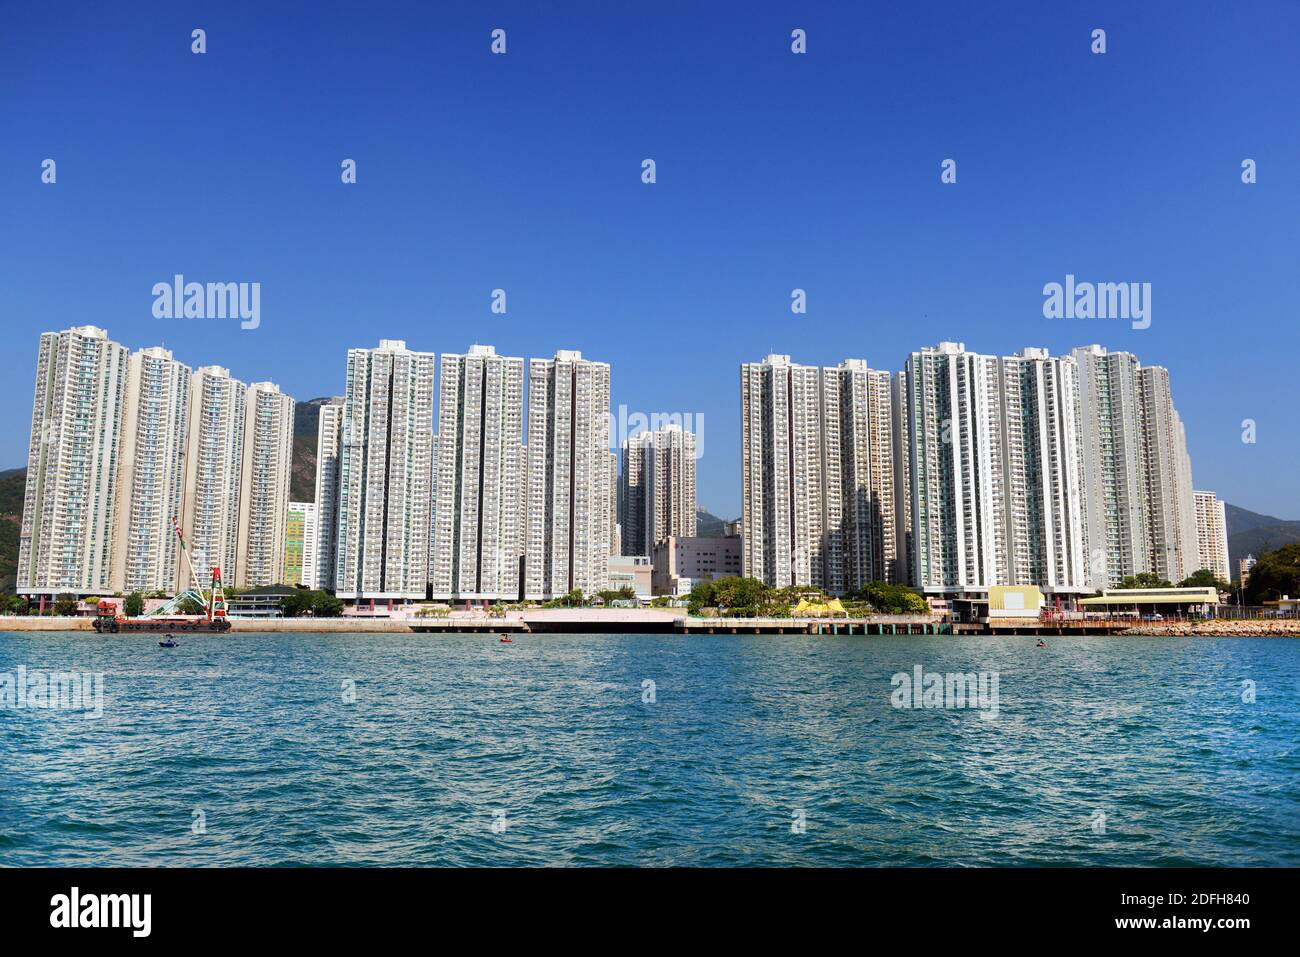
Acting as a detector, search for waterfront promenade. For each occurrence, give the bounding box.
[3,611,1298,636]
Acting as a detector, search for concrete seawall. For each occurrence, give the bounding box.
[231,618,416,633]
[2,614,1296,637]
[1123,620,1300,637]
[0,616,94,631]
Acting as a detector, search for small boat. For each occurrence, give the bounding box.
[159,636,178,648]
[1035,639,1047,648]
[498,635,513,643]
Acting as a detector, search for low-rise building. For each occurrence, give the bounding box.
[226,585,298,617]
[606,555,652,599]
[652,535,742,596]
[1264,597,1300,617]
[1078,586,1219,617]
[987,585,1045,619]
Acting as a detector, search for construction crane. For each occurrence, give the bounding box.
[94,517,230,632]
[156,516,228,621]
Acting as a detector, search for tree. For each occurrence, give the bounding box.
[686,580,715,614]
[53,592,79,616]
[177,596,205,616]
[124,591,145,617]
[1120,572,1172,589]
[774,585,826,604]
[1244,543,1300,604]
[542,588,585,609]
[597,587,636,604]
[1179,569,1229,591]
[850,580,929,615]
[312,592,344,617]
[281,591,315,618]
[688,577,774,616]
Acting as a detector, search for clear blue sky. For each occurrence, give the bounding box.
[2,1,1297,519]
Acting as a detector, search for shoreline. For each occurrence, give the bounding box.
[2,614,1297,637]
[1119,620,1300,637]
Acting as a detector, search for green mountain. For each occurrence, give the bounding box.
[290,397,336,502]
[696,508,736,537]
[0,467,23,592]
[1225,504,1300,573]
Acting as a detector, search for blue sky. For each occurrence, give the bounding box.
[2,1,1297,519]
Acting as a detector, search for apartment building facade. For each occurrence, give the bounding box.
[903,343,1007,595]
[1137,365,1199,585]
[1073,346,1199,588]
[313,397,345,592]
[899,343,1200,597]
[825,359,898,591]
[236,382,295,588]
[18,326,131,596]
[905,343,1137,597]
[524,350,612,599]
[111,346,192,594]
[334,340,436,600]
[741,354,898,594]
[430,345,526,601]
[890,371,914,585]
[178,366,247,590]
[1192,489,1230,583]
[608,449,620,557]
[283,501,319,588]
[620,425,697,557]
[1072,345,1150,589]
[998,348,1090,594]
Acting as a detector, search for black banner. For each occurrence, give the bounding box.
[0,867,1284,943]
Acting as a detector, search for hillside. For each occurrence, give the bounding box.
[0,467,23,592]
[1225,504,1300,572]
[290,397,336,502]
[696,508,736,537]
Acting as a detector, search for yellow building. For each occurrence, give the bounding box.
[282,502,317,588]
[988,585,1044,618]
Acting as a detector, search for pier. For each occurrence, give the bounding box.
[677,616,952,636]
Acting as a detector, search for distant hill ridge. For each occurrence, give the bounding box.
[0,467,21,591]
[289,397,337,501]
[1225,504,1300,572]
[695,509,733,537]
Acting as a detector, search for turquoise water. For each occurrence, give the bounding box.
[1,630,1297,866]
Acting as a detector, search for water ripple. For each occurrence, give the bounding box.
[1,631,1297,866]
